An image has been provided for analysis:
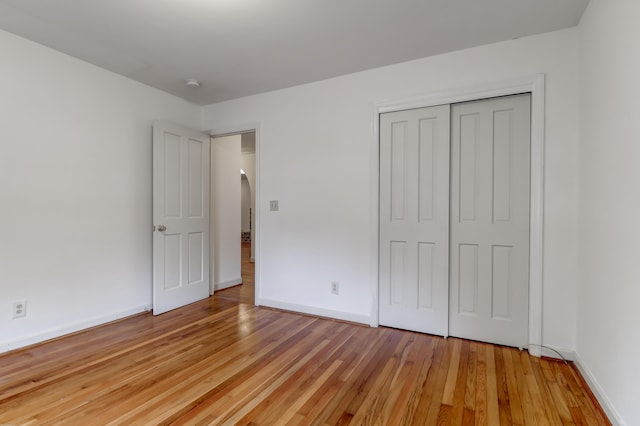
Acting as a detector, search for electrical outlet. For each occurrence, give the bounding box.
[331,281,339,295]
[270,200,279,211]
[12,299,26,319]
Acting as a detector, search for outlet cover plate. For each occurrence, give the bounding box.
[13,299,26,319]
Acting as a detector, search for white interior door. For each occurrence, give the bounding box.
[449,94,531,348]
[153,121,210,315]
[379,105,451,336]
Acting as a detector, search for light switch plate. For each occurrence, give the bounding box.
[270,200,279,211]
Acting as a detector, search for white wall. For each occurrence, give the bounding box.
[577,1,640,424]
[211,135,242,290]
[202,28,582,345]
[0,30,201,352]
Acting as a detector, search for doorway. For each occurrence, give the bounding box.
[238,132,256,304]
[210,131,256,305]
[378,93,532,349]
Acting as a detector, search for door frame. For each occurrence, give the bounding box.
[370,74,545,356]
[207,123,261,306]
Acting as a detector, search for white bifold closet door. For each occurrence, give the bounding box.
[449,94,531,348]
[379,94,531,348]
[379,105,451,336]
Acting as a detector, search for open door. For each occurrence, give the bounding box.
[153,121,210,315]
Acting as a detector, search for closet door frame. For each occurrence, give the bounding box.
[370,74,545,357]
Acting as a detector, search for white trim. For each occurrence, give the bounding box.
[376,75,544,114]
[528,75,545,357]
[208,123,261,306]
[369,103,381,327]
[371,74,545,355]
[0,305,150,355]
[258,298,371,325]
[533,345,575,361]
[215,277,243,291]
[208,134,217,296]
[574,353,625,426]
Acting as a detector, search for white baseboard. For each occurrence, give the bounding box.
[574,353,625,426]
[534,345,575,361]
[0,304,150,355]
[215,277,243,291]
[256,298,370,325]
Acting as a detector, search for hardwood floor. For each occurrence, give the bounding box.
[215,242,255,306]
[0,245,609,425]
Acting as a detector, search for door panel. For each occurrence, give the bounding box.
[458,243,478,315]
[417,242,434,309]
[153,122,210,315]
[491,245,513,319]
[379,105,450,336]
[188,231,204,284]
[449,94,531,348]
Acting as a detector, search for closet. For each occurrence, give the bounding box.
[379,93,531,348]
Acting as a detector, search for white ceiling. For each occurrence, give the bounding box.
[0,0,589,105]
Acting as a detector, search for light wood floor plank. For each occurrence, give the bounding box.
[485,345,501,425]
[493,346,513,426]
[502,348,523,425]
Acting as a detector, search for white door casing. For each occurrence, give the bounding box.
[449,94,531,348]
[153,121,211,315]
[378,105,451,336]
